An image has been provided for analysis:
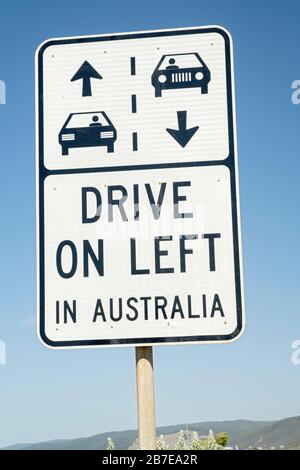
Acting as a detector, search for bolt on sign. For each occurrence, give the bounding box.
[36,26,245,348]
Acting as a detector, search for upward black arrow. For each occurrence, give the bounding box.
[166,111,199,148]
[71,61,102,97]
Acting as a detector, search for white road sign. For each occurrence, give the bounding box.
[36,26,244,348]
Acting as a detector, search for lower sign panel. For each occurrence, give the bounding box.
[39,165,243,347]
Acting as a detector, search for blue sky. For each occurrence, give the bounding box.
[0,0,300,448]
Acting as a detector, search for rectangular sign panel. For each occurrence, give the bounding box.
[36,26,244,347]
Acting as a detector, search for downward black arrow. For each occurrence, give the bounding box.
[166,111,199,148]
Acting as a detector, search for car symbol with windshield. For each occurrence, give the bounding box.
[151,53,211,97]
[59,111,117,156]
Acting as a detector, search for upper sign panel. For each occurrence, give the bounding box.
[37,27,233,171]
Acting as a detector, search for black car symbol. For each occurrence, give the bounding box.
[152,53,211,97]
[59,111,117,156]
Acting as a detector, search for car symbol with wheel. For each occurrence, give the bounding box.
[151,53,211,97]
[59,111,117,156]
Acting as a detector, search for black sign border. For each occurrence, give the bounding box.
[37,26,244,347]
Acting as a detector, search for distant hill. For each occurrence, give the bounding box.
[238,416,300,449]
[2,416,300,450]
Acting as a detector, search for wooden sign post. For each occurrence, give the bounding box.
[135,346,156,450]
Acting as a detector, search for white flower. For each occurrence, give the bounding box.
[107,437,116,450]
